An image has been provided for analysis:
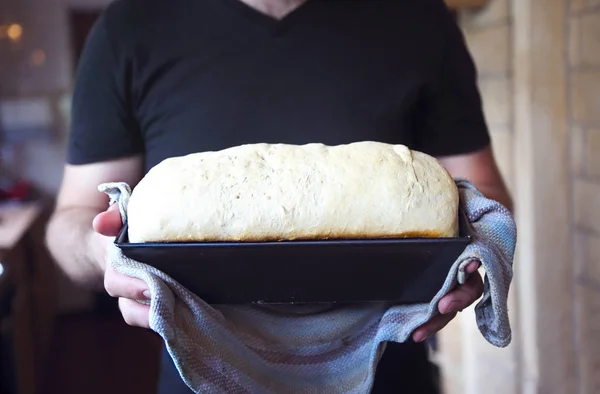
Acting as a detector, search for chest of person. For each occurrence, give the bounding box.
[124,0,441,170]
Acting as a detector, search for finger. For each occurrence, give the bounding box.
[412,312,457,343]
[93,203,123,237]
[118,298,150,328]
[104,267,151,301]
[438,272,484,315]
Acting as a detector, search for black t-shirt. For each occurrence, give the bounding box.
[68,1,489,392]
[68,0,490,173]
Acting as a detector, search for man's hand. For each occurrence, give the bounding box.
[411,261,484,342]
[410,144,511,342]
[45,155,147,326]
[93,204,151,328]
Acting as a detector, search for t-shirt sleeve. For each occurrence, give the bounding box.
[67,14,144,165]
[412,4,491,157]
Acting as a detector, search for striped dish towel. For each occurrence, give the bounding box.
[100,178,516,394]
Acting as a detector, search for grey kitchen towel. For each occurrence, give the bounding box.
[99,178,516,393]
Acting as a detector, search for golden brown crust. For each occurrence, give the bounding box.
[143,230,450,243]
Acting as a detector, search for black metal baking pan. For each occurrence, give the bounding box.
[114,224,470,305]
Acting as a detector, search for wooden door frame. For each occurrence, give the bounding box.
[512,0,577,393]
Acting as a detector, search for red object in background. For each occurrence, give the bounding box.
[0,179,31,201]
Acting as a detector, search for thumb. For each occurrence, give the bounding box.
[93,203,124,237]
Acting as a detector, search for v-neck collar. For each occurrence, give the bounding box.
[220,0,317,31]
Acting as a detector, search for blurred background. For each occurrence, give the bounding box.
[0,0,598,393]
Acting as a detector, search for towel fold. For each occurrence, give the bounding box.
[100,178,516,394]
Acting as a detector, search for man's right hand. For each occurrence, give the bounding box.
[93,203,151,328]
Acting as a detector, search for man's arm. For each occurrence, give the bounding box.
[438,144,513,212]
[45,155,143,289]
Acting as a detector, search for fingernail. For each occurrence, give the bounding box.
[443,300,461,314]
[416,333,430,343]
[466,261,480,273]
[142,290,151,299]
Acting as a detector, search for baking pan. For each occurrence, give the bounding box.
[114,225,470,305]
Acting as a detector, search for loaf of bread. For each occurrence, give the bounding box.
[126,141,459,243]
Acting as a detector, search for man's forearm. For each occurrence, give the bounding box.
[45,207,107,290]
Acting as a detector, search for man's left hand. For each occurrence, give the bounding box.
[411,261,484,342]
